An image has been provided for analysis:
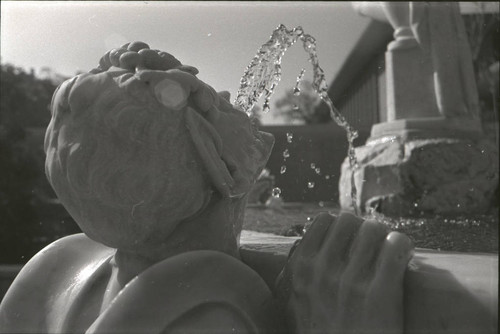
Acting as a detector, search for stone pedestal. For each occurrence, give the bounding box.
[342,2,498,217]
[339,136,498,216]
[385,45,439,120]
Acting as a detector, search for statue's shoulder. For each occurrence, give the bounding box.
[0,234,114,333]
[88,250,278,334]
[8,233,113,283]
[35,232,113,262]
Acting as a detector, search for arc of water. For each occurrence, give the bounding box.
[235,24,360,215]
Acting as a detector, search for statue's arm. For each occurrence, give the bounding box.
[274,213,498,334]
[0,234,114,333]
[161,301,264,334]
[276,212,414,334]
[86,250,279,334]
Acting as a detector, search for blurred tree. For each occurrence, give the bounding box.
[0,63,70,263]
[0,89,41,262]
[1,63,62,128]
[464,3,499,66]
[39,66,71,85]
[463,5,500,123]
[274,80,330,124]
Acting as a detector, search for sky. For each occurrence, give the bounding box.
[1,1,372,124]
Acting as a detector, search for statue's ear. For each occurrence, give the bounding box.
[185,107,245,199]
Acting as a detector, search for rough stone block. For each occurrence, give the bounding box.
[339,137,499,217]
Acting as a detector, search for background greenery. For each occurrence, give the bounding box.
[0,64,82,263]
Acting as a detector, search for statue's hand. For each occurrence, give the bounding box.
[276,212,414,334]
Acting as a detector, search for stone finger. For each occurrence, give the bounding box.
[295,212,336,259]
[318,212,363,269]
[363,232,413,334]
[342,220,390,282]
[217,91,231,101]
[191,83,219,112]
[374,232,414,285]
[281,213,336,303]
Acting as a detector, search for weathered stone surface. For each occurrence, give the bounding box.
[339,137,499,216]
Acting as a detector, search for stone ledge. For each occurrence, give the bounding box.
[1,231,497,332]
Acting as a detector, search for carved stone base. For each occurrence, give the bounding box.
[339,135,498,217]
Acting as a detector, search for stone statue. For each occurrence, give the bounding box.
[0,42,415,333]
[347,2,495,219]
[2,41,494,334]
[386,2,480,118]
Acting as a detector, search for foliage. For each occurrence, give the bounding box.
[0,63,62,128]
[274,80,330,124]
[463,7,500,123]
[0,63,69,263]
[463,4,499,65]
[0,106,41,262]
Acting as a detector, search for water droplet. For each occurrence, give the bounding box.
[263,100,270,113]
[286,132,293,143]
[280,165,287,174]
[293,68,306,96]
[292,104,299,111]
[271,187,281,198]
[283,149,290,158]
[307,181,315,189]
[318,201,324,207]
[310,163,316,169]
[315,167,321,174]
[325,175,330,180]
[306,216,313,222]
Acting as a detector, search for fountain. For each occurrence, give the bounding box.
[234,24,361,215]
[0,9,497,333]
[235,18,496,334]
[341,2,499,217]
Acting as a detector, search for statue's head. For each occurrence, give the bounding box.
[44,42,274,252]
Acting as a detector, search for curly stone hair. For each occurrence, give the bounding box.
[44,70,212,250]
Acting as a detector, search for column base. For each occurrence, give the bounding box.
[369,117,483,143]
